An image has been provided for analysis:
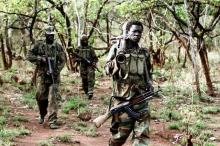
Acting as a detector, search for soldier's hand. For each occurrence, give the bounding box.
[146,81,154,92]
[37,56,47,63]
[92,62,97,67]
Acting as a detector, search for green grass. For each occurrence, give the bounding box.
[62,96,88,114]
[202,106,220,114]
[21,89,36,108]
[71,121,99,137]
[37,140,54,146]
[0,127,30,145]
[168,122,181,130]
[54,133,72,143]
[0,116,7,125]
[12,115,28,122]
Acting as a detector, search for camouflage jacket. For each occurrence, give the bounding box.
[105,43,152,97]
[75,46,98,67]
[27,40,66,82]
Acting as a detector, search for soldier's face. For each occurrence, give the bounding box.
[81,39,88,47]
[127,25,143,43]
[46,34,54,44]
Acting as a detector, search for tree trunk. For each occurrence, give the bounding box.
[20,29,27,56]
[182,50,187,68]
[106,13,110,47]
[198,38,215,96]
[5,20,13,69]
[0,34,9,70]
[148,12,153,52]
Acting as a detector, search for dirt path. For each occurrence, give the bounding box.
[3,84,220,146]
[1,91,179,146]
[11,102,175,146]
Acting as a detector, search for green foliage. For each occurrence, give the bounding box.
[21,89,36,108]
[54,133,72,143]
[0,127,30,145]
[62,96,88,114]
[168,122,182,130]
[202,106,220,114]
[12,115,28,122]
[0,116,7,125]
[197,130,213,141]
[37,140,54,146]
[72,121,98,137]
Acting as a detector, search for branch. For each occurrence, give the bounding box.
[88,0,109,39]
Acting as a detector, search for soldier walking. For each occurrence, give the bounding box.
[27,26,66,129]
[75,35,98,99]
[105,20,153,146]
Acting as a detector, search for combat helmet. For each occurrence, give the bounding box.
[45,25,55,35]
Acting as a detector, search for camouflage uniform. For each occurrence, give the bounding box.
[76,40,98,99]
[105,21,152,146]
[27,39,66,127]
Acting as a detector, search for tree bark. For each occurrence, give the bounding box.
[5,19,13,68]
[0,34,9,70]
[198,38,215,96]
[88,0,109,39]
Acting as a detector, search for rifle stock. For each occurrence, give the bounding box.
[93,112,111,128]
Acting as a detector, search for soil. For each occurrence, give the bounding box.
[1,72,220,146]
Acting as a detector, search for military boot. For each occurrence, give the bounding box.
[39,116,45,124]
[49,123,59,129]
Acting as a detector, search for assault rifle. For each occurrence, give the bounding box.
[46,56,55,84]
[93,88,161,128]
[71,52,101,73]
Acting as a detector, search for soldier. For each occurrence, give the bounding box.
[75,34,98,99]
[27,26,66,129]
[104,21,153,146]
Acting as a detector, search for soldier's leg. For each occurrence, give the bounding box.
[48,83,61,129]
[132,103,150,146]
[87,68,95,99]
[80,67,88,95]
[36,82,49,124]
[109,113,134,146]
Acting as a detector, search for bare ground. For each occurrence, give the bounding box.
[1,71,220,146]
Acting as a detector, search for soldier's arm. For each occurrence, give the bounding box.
[90,47,98,63]
[26,43,41,65]
[104,45,117,75]
[56,44,66,73]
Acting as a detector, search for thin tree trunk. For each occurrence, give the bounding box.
[106,13,110,47]
[0,34,9,70]
[177,45,181,63]
[148,12,153,52]
[83,0,89,34]
[88,0,109,39]
[182,50,187,68]
[198,38,214,96]
[21,29,27,56]
[5,19,12,68]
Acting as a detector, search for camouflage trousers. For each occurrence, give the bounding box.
[80,66,95,96]
[109,101,150,146]
[35,78,61,124]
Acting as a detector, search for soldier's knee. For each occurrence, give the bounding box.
[109,138,125,146]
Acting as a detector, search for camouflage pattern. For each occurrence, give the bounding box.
[27,40,65,125]
[76,46,98,97]
[105,44,152,145]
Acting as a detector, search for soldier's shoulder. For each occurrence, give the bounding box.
[34,40,44,45]
[54,41,64,50]
[31,40,44,49]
